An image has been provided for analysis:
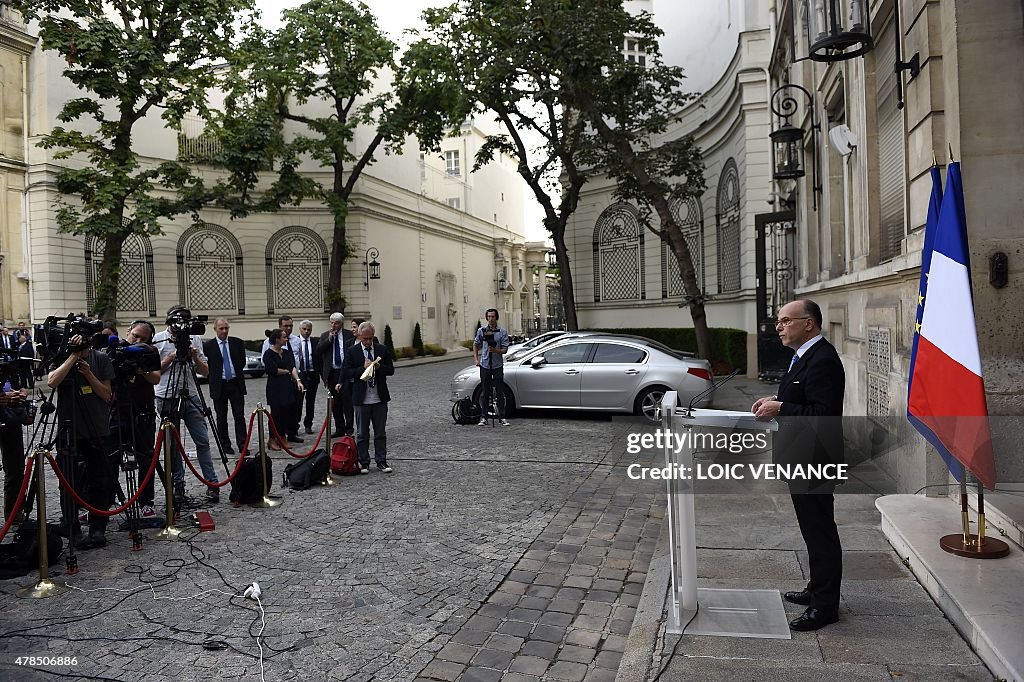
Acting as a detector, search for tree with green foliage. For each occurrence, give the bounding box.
[14,0,257,320]
[412,323,425,356]
[383,323,395,355]
[227,0,467,312]
[561,2,711,359]
[418,1,603,331]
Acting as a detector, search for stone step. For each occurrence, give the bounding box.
[877,494,1024,682]
[969,491,1024,550]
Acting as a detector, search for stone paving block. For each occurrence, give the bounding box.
[509,656,551,676]
[500,674,539,682]
[472,648,515,670]
[549,599,582,614]
[538,611,573,627]
[419,660,465,681]
[518,596,550,611]
[485,634,524,654]
[507,608,543,623]
[556,645,597,664]
[529,624,566,643]
[594,650,622,670]
[584,666,618,682]
[546,661,589,681]
[437,643,477,664]
[462,667,503,682]
[520,641,559,659]
[497,620,534,638]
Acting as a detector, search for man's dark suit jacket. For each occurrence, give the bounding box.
[203,335,247,401]
[316,329,355,386]
[774,337,845,491]
[342,342,394,405]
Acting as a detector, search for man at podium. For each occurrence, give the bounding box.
[752,299,845,632]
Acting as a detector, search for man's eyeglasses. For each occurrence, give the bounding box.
[775,316,810,327]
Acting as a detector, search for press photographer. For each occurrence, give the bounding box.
[107,321,162,522]
[153,305,221,505]
[46,327,115,548]
[473,308,511,426]
[1,370,33,522]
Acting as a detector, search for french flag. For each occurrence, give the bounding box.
[908,162,996,490]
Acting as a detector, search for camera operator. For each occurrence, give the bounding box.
[153,306,220,504]
[1,383,31,522]
[108,321,161,520]
[473,308,511,426]
[47,335,115,548]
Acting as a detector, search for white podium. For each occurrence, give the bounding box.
[659,391,791,638]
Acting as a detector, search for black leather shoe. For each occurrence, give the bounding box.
[783,589,812,606]
[287,435,304,443]
[88,529,107,548]
[789,607,839,631]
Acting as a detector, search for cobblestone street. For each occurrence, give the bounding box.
[0,355,665,681]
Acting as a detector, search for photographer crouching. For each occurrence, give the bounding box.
[47,334,115,548]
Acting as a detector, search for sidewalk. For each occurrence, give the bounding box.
[619,378,993,681]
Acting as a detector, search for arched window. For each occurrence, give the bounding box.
[662,195,704,299]
[592,202,645,303]
[716,158,742,293]
[84,234,157,316]
[176,223,245,314]
[265,226,329,314]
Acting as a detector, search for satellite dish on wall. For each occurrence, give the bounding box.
[829,124,858,156]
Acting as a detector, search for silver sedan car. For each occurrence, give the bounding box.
[450,334,714,422]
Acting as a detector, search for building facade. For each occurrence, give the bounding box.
[0,5,34,325]
[769,0,1024,491]
[566,3,773,374]
[20,43,544,345]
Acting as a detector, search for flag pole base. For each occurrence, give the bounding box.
[252,495,282,509]
[17,578,69,599]
[156,526,183,541]
[940,534,1010,559]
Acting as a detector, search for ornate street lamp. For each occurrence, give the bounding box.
[770,84,814,180]
[363,247,380,288]
[803,0,873,62]
[494,269,508,296]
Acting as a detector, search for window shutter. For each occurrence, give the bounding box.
[875,16,905,262]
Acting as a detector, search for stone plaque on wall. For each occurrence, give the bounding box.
[392,306,402,320]
[427,307,436,320]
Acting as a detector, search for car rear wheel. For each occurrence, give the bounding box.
[635,386,670,423]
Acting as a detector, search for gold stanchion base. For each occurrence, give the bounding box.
[939,534,1010,559]
[156,526,183,541]
[320,474,336,486]
[17,579,69,599]
[252,496,282,508]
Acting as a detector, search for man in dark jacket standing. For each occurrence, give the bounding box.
[317,312,355,437]
[204,318,248,455]
[752,299,845,632]
[296,320,319,434]
[342,321,394,474]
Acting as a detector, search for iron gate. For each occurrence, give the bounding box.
[755,211,797,382]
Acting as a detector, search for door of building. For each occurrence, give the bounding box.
[755,211,797,382]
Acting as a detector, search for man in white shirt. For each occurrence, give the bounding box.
[296,320,319,435]
[153,306,220,504]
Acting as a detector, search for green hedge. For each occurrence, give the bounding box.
[591,327,747,374]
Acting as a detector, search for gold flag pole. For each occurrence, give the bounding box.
[939,472,1009,559]
[322,394,335,485]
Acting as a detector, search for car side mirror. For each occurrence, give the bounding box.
[530,355,547,368]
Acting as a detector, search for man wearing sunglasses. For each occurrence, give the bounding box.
[752,299,845,632]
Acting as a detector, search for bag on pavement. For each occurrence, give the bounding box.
[330,437,359,475]
[451,397,481,425]
[282,449,330,490]
[229,453,273,505]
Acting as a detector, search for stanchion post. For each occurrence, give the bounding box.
[253,404,281,508]
[17,447,69,599]
[322,395,335,485]
[156,421,182,541]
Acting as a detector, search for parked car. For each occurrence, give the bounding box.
[451,334,714,422]
[243,350,265,378]
[505,330,568,360]
[196,349,265,382]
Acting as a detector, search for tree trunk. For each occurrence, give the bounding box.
[326,155,349,313]
[94,231,125,321]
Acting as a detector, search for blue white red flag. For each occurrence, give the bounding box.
[907,162,995,489]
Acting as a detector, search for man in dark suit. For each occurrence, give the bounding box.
[317,312,355,437]
[204,318,248,455]
[296,320,319,434]
[342,321,394,474]
[752,298,845,632]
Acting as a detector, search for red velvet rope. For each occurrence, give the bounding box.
[45,428,164,518]
[267,412,329,459]
[0,457,35,543]
[168,413,255,488]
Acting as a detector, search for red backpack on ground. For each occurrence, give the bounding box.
[330,436,359,475]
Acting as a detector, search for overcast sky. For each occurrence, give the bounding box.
[252,0,702,242]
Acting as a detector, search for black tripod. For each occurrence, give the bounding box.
[157,338,231,504]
